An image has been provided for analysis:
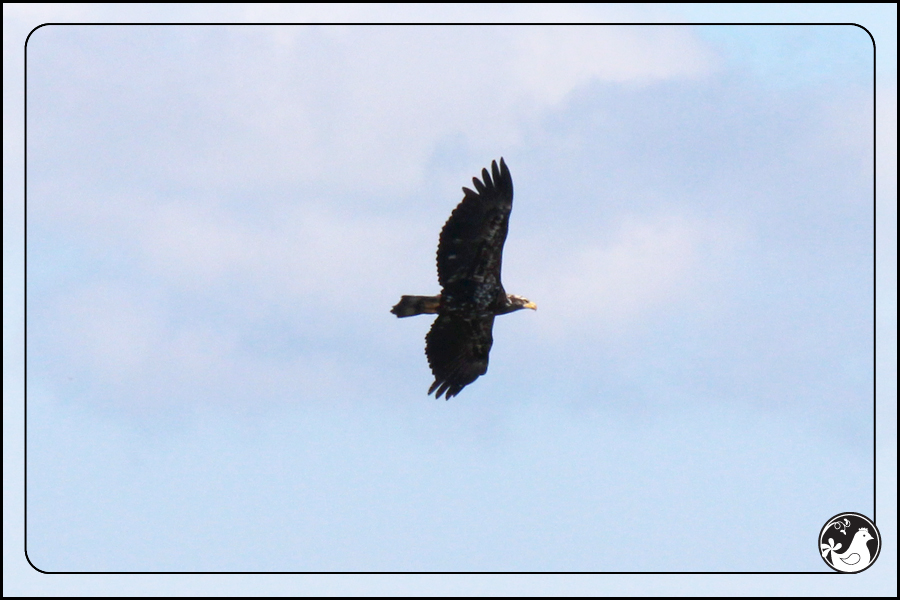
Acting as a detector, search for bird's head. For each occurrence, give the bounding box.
[506,294,537,312]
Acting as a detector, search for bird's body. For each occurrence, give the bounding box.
[392,158,535,399]
[823,528,875,572]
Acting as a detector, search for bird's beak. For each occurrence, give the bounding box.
[524,301,537,311]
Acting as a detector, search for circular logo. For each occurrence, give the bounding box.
[819,512,881,573]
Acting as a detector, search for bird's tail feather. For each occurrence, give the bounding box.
[391,295,441,317]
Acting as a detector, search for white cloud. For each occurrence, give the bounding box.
[511,26,713,105]
[49,283,166,381]
[136,199,428,309]
[260,26,714,192]
[26,25,715,199]
[523,214,740,337]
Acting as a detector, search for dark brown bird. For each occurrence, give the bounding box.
[392,158,536,399]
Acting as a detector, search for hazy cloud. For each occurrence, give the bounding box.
[21,23,882,576]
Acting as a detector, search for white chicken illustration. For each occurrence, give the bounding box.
[821,527,875,572]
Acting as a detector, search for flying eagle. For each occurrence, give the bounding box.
[391,158,536,399]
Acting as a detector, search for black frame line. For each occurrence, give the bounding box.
[22,21,878,576]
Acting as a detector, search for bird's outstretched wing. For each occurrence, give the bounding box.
[425,314,495,399]
[436,158,513,310]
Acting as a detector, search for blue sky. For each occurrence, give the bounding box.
[4,4,896,596]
